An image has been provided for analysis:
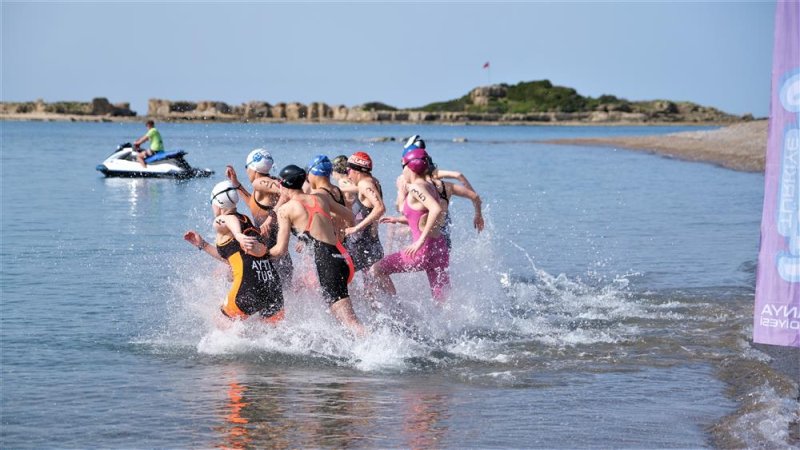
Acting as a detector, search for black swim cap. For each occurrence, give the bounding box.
[279,164,307,190]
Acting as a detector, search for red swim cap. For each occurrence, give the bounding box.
[347,151,372,172]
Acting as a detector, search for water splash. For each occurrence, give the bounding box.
[142,212,672,374]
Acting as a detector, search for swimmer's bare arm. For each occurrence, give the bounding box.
[226,166,252,199]
[345,181,385,236]
[217,214,266,257]
[405,185,442,256]
[433,169,475,193]
[183,230,226,262]
[380,216,409,225]
[274,190,290,210]
[251,177,282,195]
[448,182,484,232]
[336,179,359,194]
[269,206,293,258]
[395,175,407,212]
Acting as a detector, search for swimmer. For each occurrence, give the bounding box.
[395,135,484,246]
[306,155,354,242]
[423,153,483,247]
[343,151,386,296]
[186,180,284,323]
[331,155,357,208]
[227,148,294,288]
[269,165,367,337]
[374,149,450,302]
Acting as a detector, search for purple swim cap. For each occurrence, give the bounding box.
[402,148,429,175]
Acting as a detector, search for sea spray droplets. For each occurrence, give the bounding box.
[145,204,697,373]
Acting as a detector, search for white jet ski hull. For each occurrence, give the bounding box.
[96,146,213,179]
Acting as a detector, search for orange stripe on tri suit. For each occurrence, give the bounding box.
[336,240,355,284]
[221,251,247,319]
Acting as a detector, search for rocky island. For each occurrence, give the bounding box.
[0,79,753,125]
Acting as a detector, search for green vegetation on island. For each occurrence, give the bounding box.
[416,79,739,119]
[359,102,398,111]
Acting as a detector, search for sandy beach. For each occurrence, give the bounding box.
[549,120,768,173]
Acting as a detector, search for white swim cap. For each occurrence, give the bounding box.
[245,148,274,175]
[210,180,239,209]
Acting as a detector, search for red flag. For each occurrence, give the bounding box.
[483,61,490,69]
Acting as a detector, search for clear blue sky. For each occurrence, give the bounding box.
[2,1,776,117]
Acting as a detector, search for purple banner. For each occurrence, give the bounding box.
[754,1,800,347]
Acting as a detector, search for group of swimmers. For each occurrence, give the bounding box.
[183,135,484,337]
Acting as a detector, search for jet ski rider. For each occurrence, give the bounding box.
[133,120,165,168]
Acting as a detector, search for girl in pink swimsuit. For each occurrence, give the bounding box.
[374,149,450,302]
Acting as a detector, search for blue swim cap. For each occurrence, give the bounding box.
[307,154,333,177]
[402,134,426,158]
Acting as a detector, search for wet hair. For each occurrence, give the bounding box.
[146,120,155,127]
[424,155,437,176]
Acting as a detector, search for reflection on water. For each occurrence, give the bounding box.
[403,390,450,449]
[99,177,200,240]
[102,178,162,218]
[212,370,454,448]
[219,380,251,449]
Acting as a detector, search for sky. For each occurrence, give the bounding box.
[2,1,776,117]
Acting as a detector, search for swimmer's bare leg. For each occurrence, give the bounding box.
[370,264,397,297]
[360,268,380,302]
[330,297,367,338]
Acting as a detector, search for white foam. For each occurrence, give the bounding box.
[149,211,689,370]
[731,384,800,449]
[736,338,773,363]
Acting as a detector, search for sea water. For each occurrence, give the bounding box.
[1,121,796,448]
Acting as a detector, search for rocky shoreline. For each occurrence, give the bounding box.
[1,100,768,174]
[1,83,752,125]
[548,120,768,172]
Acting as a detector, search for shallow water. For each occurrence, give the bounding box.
[1,121,795,448]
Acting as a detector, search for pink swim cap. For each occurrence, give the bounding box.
[402,148,429,175]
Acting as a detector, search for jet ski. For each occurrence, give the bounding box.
[96,143,214,179]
